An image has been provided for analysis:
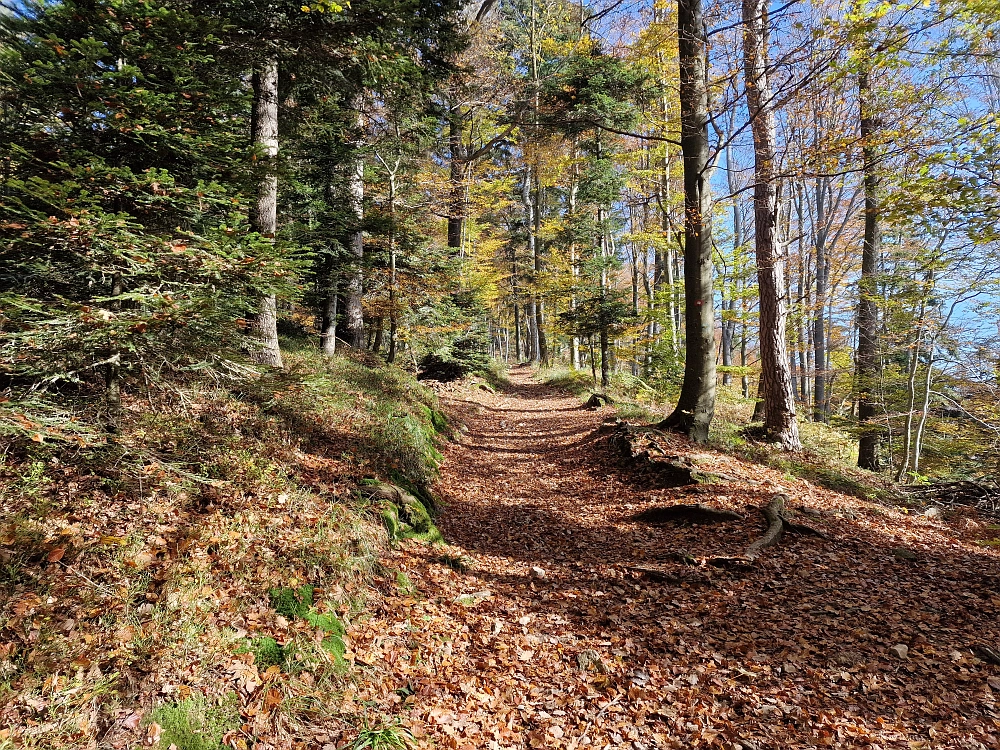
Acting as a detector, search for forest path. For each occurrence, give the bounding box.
[349,368,1000,750]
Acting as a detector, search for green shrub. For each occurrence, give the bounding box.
[349,722,414,750]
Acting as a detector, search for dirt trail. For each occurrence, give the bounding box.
[351,369,1000,750]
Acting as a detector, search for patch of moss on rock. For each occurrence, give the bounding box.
[388,470,439,514]
[366,481,442,544]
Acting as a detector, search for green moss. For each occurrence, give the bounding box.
[397,496,442,543]
[242,636,285,669]
[150,693,240,750]
[388,470,438,513]
[395,571,416,595]
[305,611,344,636]
[429,408,449,434]
[381,507,402,541]
[398,496,432,533]
[379,497,442,544]
[269,585,315,620]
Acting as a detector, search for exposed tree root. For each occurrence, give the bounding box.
[585,393,614,409]
[633,504,744,525]
[625,565,712,587]
[608,423,731,487]
[709,494,828,567]
[972,643,1000,666]
[745,494,787,559]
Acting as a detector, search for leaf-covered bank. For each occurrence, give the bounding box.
[0,344,449,749]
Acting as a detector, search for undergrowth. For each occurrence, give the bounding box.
[539,366,887,501]
[0,339,450,748]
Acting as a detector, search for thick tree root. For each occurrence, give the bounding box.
[745,494,787,559]
[633,504,744,525]
[709,494,827,567]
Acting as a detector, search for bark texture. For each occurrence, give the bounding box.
[742,0,800,450]
[248,58,283,369]
[343,114,366,350]
[659,0,715,443]
[857,67,882,470]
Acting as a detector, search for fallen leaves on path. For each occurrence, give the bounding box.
[354,370,1000,750]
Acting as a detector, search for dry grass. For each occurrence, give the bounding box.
[0,344,449,749]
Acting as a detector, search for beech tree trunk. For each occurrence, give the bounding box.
[512,237,522,362]
[813,179,829,422]
[343,98,366,350]
[743,0,800,450]
[248,58,283,369]
[857,66,882,470]
[533,165,547,365]
[659,0,716,443]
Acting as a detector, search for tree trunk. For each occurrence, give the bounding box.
[912,340,937,477]
[896,283,928,482]
[588,336,598,385]
[520,166,540,363]
[387,171,399,364]
[343,108,366,350]
[320,257,338,356]
[721,152,737,389]
[813,179,829,422]
[105,275,123,419]
[600,324,610,388]
[659,0,716,443]
[448,111,466,252]
[751,375,765,423]
[533,164,547,365]
[857,66,882,470]
[513,291,522,361]
[569,144,580,369]
[371,317,384,354]
[743,0,800,450]
[248,58,283,369]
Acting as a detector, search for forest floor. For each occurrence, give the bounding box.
[353,367,1000,750]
